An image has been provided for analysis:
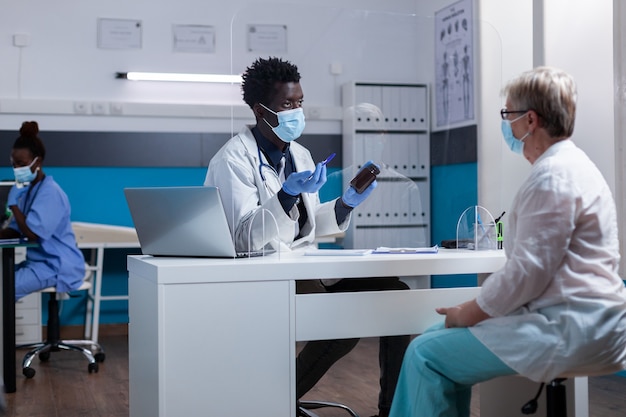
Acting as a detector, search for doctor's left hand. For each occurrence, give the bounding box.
[282,163,327,196]
[7,184,28,207]
[341,180,377,208]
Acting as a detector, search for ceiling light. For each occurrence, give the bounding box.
[115,72,242,83]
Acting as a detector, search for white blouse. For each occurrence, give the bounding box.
[471,139,626,382]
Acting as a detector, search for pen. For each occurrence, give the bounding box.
[476,212,487,233]
[307,152,336,180]
[476,212,494,247]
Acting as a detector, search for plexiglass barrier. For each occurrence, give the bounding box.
[212,4,504,253]
[455,205,497,251]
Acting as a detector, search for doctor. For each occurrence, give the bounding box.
[205,57,410,417]
[205,62,367,253]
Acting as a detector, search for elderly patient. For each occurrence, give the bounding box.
[389,66,626,417]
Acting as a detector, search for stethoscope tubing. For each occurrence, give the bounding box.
[256,145,282,195]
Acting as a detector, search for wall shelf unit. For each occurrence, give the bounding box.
[342,82,431,253]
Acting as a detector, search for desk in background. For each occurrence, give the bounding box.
[72,222,140,342]
[0,224,138,394]
[0,240,37,393]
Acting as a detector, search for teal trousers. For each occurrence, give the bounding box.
[389,322,516,417]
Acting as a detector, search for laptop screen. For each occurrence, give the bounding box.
[124,186,239,258]
[0,181,15,225]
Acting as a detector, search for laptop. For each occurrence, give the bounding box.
[0,181,15,225]
[124,186,273,258]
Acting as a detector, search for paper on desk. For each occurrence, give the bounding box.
[0,238,23,245]
[304,249,373,256]
[373,245,439,254]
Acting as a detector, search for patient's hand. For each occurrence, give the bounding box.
[436,299,490,328]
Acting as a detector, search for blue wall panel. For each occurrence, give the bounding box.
[430,162,478,288]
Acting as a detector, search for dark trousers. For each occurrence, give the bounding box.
[296,277,411,416]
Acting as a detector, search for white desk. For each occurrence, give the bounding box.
[72,222,140,342]
[127,250,587,417]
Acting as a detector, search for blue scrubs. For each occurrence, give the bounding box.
[8,176,84,300]
[388,323,515,417]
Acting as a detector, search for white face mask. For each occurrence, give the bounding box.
[260,104,306,143]
[13,156,38,184]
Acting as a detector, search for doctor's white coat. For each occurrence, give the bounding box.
[204,125,349,253]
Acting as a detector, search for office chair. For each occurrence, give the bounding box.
[18,265,106,378]
[298,400,359,417]
[521,378,567,417]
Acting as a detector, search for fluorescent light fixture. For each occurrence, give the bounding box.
[115,72,242,83]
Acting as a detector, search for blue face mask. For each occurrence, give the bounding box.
[501,113,530,155]
[260,104,306,143]
[13,157,38,184]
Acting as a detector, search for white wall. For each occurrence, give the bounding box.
[477,1,617,225]
[0,0,448,133]
[543,0,615,190]
[476,0,534,215]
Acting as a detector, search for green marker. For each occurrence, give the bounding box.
[494,211,506,250]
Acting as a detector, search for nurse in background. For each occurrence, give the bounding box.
[0,121,84,300]
[389,67,626,417]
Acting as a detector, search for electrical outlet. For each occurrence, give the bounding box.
[109,102,124,115]
[73,101,88,114]
[330,62,342,75]
[307,107,321,119]
[92,102,107,115]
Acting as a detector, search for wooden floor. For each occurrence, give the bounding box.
[6,333,129,417]
[3,334,626,416]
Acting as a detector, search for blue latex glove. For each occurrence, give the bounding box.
[282,163,327,196]
[7,184,28,207]
[342,179,377,208]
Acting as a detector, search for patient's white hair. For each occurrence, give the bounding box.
[503,66,577,138]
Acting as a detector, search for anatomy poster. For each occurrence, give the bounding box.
[435,0,474,127]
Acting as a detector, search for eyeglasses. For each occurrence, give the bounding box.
[500,109,529,120]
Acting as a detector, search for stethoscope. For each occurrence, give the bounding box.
[256,145,286,197]
[257,145,277,182]
[22,175,46,216]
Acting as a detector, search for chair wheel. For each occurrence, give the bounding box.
[39,351,50,362]
[23,367,36,379]
[94,352,106,363]
[88,363,99,374]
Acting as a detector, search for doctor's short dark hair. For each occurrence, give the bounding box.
[14,121,46,160]
[241,57,301,108]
